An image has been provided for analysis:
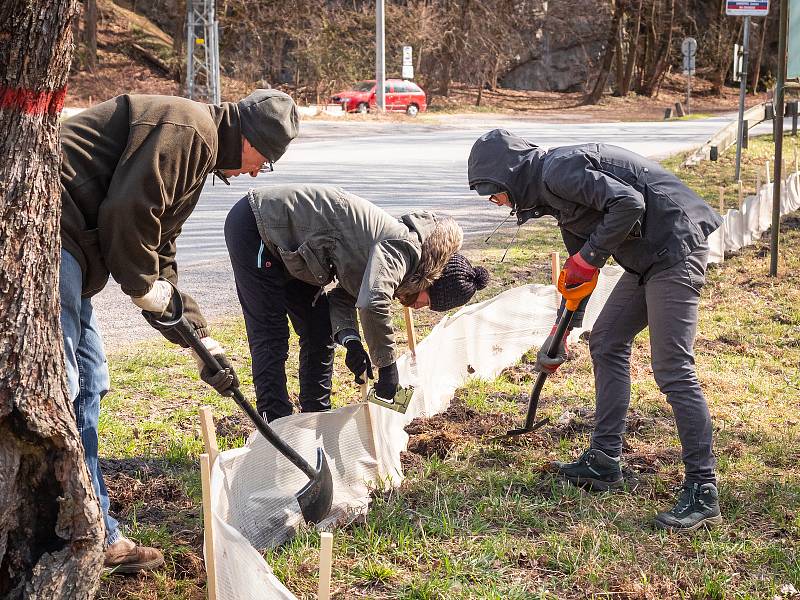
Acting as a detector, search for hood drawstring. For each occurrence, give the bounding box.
[484,209,516,244]
[500,225,521,263]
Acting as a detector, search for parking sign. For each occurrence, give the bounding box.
[725,0,769,16]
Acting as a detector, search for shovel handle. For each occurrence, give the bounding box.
[145,281,321,482]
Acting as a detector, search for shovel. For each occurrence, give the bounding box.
[502,270,598,438]
[149,281,333,524]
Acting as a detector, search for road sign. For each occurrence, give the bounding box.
[681,37,697,56]
[732,43,743,81]
[726,0,769,16]
[402,45,413,79]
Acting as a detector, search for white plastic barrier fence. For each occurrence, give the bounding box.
[708,172,800,263]
[205,266,624,599]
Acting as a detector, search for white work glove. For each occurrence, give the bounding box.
[131,280,173,314]
[191,337,239,396]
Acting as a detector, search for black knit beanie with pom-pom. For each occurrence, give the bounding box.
[427,253,490,312]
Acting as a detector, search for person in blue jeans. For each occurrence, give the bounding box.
[59,89,299,573]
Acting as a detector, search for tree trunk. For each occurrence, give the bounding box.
[620,0,643,96]
[0,1,105,599]
[751,18,767,93]
[641,0,675,97]
[585,0,622,105]
[613,21,625,95]
[83,0,97,72]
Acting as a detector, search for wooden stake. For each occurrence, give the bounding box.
[550,251,560,285]
[317,532,334,600]
[718,187,725,214]
[200,453,218,600]
[403,306,417,358]
[737,179,744,205]
[756,171,761,195]
[361,382,385,478]
[199,407,219,466]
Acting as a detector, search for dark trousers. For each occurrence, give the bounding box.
[589,243,715,484]
[225,197,335,422]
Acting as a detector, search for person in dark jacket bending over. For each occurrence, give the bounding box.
[60,90,298,572]
[467,129,723,533]
[224,184,489,422]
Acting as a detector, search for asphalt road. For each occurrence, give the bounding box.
[93,114,737,349]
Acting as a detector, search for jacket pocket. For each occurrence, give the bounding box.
[277,242,333,287]
[76,229,109,296]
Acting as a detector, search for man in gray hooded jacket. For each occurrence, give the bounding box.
[468,129,723,533]
[224,184,489,422]
[59,89,298,572]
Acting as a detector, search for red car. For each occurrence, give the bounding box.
[330,79,427,116]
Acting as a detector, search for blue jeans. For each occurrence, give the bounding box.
[59,249,120,545]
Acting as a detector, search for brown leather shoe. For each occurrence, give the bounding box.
[104,537,164,574]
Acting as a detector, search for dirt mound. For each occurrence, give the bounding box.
[404,398,516,459]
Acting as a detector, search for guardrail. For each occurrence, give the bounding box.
[682,103,769,167]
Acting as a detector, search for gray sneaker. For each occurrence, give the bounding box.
[654,482,722,532]
[553,448,624,491]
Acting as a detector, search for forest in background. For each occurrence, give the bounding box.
[71,0,782,106]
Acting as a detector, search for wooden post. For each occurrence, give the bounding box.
[317,532,334,600]
[199,407,219,466]
[738,179,744,205]
[550,251,560,285]
[718,187,725,214]
[200,453,218,600]
[403,306,417,358]
[361,382,384,478]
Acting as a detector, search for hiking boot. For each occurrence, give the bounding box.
[654,482,722,532]
[104,537,164,574]
[553,448,624,491]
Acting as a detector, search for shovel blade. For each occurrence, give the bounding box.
[295,447,334,524]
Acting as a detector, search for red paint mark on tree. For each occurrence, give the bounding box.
[0,85,67,115]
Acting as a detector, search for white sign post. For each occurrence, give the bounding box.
[402,45,413,80]
[681,37,697,113]
[727,0,769,179]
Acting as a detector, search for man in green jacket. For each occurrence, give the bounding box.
[59,90,298,572]
[224,184,489,421]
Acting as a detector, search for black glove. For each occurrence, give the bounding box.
[344,339,373,384]
[374,363,399,400]
[534,324,569,374]
[198,352,240,397]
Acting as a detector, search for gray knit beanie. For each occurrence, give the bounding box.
[428,254,490,312]
[237,89,299,162]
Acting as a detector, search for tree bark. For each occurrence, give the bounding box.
[751,18,767,94]
[585,0,623,105]
[0,1,105,599]
[83,0,98,72]
[620,0,643,96]
[641,0,675,97]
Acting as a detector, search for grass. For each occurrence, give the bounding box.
[98,140,799,599]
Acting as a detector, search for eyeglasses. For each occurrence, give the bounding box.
[259,160,275,174]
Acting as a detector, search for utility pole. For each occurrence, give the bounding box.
[186,0,220,104]
[734,16,751,181]
[375,0,386,111]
